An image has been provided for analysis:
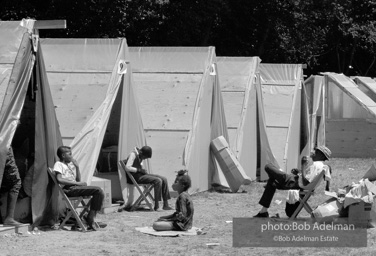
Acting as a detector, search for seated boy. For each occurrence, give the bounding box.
[53,146,104,230]
[122,146,173,211]
[153,170,194,231]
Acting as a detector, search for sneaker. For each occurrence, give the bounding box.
[253,212,269,218]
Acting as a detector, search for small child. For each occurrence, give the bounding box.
[153,170,194,231]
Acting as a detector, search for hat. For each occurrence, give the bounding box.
[315,146,331,160]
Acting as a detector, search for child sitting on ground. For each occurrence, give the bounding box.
[153,170,194,231]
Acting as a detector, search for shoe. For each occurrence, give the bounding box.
[253,212,269,218]
[97,222,107,228]
[83,215,97,231]
[162,206,174,211]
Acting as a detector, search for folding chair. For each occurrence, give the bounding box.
[118,161,155,211]
[289,170,325,220]
[47,168,96,232]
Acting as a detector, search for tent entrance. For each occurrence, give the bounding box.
[94,82,123,201]
[1,76,36,224]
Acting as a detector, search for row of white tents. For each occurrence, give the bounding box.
[1,19,375,227]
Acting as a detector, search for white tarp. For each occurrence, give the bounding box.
[216,57,278,181]
[259,64,309,177]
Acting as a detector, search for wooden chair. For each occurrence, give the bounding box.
[289,170,325,220]
[118,161,155,211]
[47,168,95,232]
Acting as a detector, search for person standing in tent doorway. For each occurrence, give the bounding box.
[53,146,105,231]
[0,147,22,226]
[254,146,332,218]
[122,146,173,211]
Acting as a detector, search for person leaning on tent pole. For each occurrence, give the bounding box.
[0,147,22,226]
[53,146,105,231]
[254,146,332,218]
[121,146,173,211]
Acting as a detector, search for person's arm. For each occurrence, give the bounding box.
[125,153,138,173]
[54,162,86,186]
[174,195,191,223]
[125,152,147,174]
[71,159,81,182]
[56,173,87,186]
[157,213,175,221]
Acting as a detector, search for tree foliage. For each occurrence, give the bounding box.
[1,0,376,77]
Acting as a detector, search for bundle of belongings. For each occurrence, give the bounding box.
[312,164,376,227]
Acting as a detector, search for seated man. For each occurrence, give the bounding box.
[254,146,332,218]
[0,147,22,226]
[122,146,173,211]
[53,146,104,230]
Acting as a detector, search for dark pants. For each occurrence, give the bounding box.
[64,186,104,212]
[1,147,22,195]
[136,174,171,203]
[259,164,300,208]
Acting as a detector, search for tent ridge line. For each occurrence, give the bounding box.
[262,83,295,86]
[132,71,203,74]
[222,90,245,93]
[266,125,289,129]
[46,70,112,74]
[144,128,190,132]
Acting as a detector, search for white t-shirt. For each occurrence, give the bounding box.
[53,161,77,182]
[298,161,331,188]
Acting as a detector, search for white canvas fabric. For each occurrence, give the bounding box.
[216,57,278,181]
[0,20,63,226]
[130,47,229,193]
[259,64,309,177]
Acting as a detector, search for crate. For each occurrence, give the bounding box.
[91,177,112,208]
[348,201,373,228]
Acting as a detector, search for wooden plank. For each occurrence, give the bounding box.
[266,127,288,169]
[219,74,249,92]
[34,20,66,29]
[262,90,293,127]
[47,72,111,138]
[222,91,245,128]
[326,120,376,157]
[133,73,201,130]
[145,130,189,188]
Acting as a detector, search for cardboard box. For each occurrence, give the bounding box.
[348,201,372,227]
[91,177,112,208]
[210,136,252,192]
[312,198,342,219]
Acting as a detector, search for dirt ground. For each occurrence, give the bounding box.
[1,158,376,256]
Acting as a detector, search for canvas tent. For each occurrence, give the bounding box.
[353,76,376,103]
[0,20,62,227]
[129,47,228,193]
[258,64,309,179]
[303,75,326,152]
[40,38,149,205]
[216,57,278,181]
[305,73,376,157]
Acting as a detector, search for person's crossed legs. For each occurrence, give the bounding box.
[255,164,300,217]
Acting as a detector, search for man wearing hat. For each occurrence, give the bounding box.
[122,146,173,211]
[254,146,332,218]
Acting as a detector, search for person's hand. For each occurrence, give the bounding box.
[138,168,147,175]
[291,168,300,175]
[71,159,79,168]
